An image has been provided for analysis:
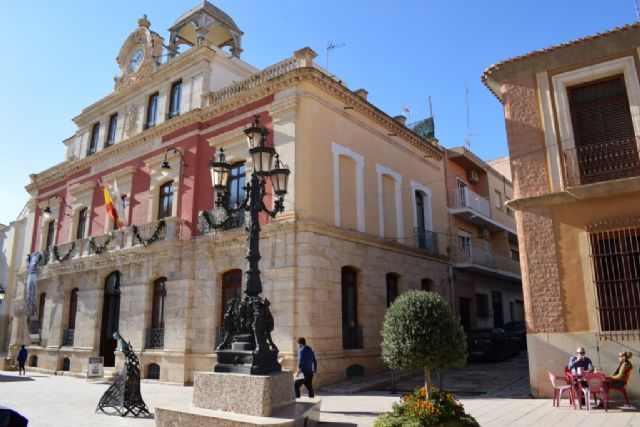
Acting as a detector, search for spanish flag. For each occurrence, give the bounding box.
[100,180,125,229]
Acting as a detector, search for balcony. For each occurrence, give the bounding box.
[198,209,245,235]
[449,187,491,218]
[62,329,74,347]
[342,325,364,350]
[414,228,439,254]
[453,242,521,281]
[146,328,164,349]
[564,137,640,187]
[449,187,516,234]
[35,217,183,266]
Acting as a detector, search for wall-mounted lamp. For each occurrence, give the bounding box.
[42,194,71,221]
[160,148,188,177]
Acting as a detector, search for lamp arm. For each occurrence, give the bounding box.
[260,196,285,218]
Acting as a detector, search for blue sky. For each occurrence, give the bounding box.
[0,1,635,225]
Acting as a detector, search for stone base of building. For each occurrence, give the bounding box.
[156,370,320,426]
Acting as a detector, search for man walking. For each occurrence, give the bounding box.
[294,337,317,398]
[17,345,28,376]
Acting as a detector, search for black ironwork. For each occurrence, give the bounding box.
[62,329,75,347]
[210,115,288,375]
[146,328,164,349]
[414,227,439,253]
[342,325,364,349]
[96,332,150,417]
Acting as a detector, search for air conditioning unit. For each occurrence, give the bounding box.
[468,170,480,183]
[480,227,490,239]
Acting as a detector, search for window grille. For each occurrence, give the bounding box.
[586,216,640,340]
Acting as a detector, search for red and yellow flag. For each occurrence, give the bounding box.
[101,180,125,229]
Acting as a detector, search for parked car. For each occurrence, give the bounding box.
[503,321,527,349]
[466,328,519,362]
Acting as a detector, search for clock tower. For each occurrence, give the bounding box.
[114,15,164,91]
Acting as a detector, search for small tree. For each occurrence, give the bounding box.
[381,290,467,400]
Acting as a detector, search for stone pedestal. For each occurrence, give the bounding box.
[155,371,321,427]
[193,371,294,416]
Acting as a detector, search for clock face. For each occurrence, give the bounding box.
[128,48,144,73]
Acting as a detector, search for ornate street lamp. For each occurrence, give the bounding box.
[207,114,290,375]
[160,147,188,177]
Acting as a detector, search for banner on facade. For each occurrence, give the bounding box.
[26,253,41,336]
[87,357,105,378]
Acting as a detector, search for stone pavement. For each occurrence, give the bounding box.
[2,354,640,427]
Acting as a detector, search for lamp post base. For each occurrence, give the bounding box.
[214,295,281,375]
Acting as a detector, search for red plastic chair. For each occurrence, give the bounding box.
[581,372,607,412]
[606,368,631,407]
[548,371,575,408]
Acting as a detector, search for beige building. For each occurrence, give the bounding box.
[484,22,640,397]
[4,3,454,386]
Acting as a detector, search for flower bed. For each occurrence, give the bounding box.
[375,386,479,427]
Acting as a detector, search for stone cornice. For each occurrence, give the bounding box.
[27,61,443,193]
[201,67,443,160]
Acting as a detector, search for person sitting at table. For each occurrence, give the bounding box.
[607,351,632,387]
[568,346,594,373]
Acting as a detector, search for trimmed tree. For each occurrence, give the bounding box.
[381,290,467,400]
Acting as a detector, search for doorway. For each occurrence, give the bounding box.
[459,297,472,332]
[100,271,121,367]
[492,291,504,327]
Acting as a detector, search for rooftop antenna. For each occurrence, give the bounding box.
[326,41,345,73]
[636,0,640,20]
[465,84,479,148]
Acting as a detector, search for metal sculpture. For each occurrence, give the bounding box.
[96,332,150,417]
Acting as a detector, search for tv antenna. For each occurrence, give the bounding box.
[326,41,345,72]
[465,84,479,148]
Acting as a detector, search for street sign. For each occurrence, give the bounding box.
[87,356,104,378]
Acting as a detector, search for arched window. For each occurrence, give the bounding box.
[158,181,174,220]
[421,278,433,292]
[68,288,78,330]
[386,273,399,307]
[62,357,70,371]
[76,208,88,240]
[30,355,38,367]
[341,267,362,349]
[38,292,46,332]
[147,363,160,380]
[221,270,242,323]
[151,278,166,330]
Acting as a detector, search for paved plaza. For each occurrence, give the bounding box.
[2,354,640,426]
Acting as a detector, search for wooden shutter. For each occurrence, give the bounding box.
[569,75,635,147]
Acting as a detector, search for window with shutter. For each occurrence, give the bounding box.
[566,75,640,184]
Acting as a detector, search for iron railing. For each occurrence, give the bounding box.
[453,242,496,269]
[449,187,491,218]
[414,228,438,253]
[28,218,182,266]
[198,209,245,235]
[342,325,364,350]
[564,137,640,187]
[62,329,75,347]
[146,328,164,349]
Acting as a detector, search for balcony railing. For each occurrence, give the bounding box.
[414,228,439,254]
[62,329,74,347]
[449,187,491,218]
[453,243,496,269]
[146,328,164,349]
[31,217,182,266]
[564,137,640,187]
[198,209,245,235]
[342,325,364,350]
